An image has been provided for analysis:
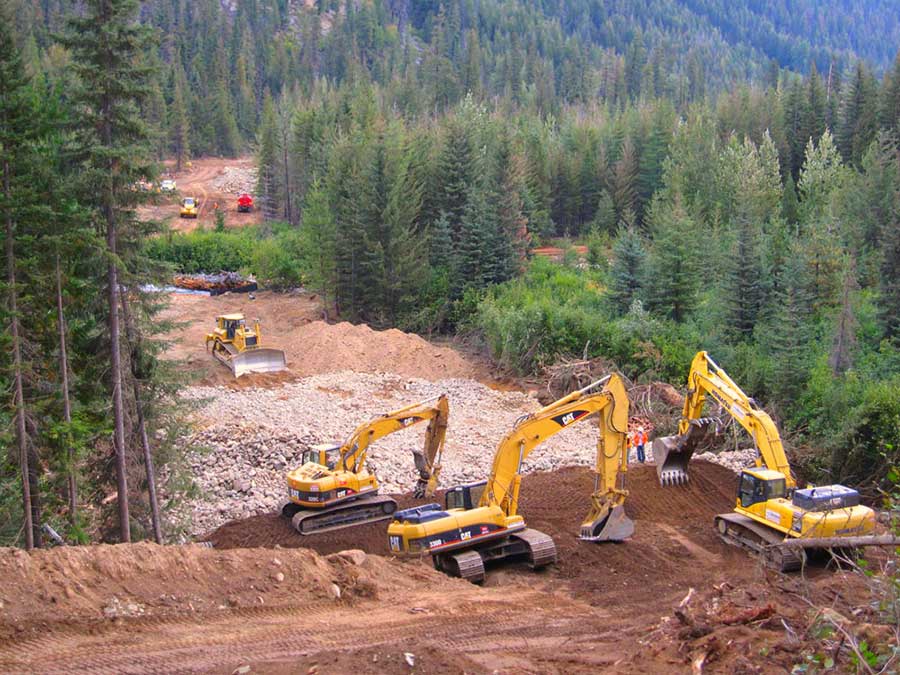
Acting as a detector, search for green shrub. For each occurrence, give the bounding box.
[145,228,257,273]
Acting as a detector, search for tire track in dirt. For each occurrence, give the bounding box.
[0,590,618,673]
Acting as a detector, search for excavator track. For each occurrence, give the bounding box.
[512,528,558,569]
[715,513,805,572]
[439,550,487,583]
[287,494,398,535]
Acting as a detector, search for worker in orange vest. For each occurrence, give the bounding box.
[635,426,647,463]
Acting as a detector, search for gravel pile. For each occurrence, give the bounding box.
[211,166,258,194]
[692,447,758,473]
[163,372,606,537]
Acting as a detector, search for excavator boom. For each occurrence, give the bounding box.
[654,351,793,486]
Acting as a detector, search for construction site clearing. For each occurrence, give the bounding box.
[2,289,896,674]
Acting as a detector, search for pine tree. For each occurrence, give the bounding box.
[837,62,878,166]
[257,95,282,222]
[767,250,812,411]
[453,183,493,295]
[301,180,336,313]
[612,137,638,224]
[880,50,900,135]
[609,225,647,314]
[436,117,474,235]
[0,18,41,548]
[429,211,453,270]
[645,193,700,322]
[802,63,827,147]
[829,260,859,376]
[62,0,157,543]
[169,64,191,172]
[726,217,764,340]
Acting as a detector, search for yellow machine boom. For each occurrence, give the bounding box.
[387,374,632,582]
[281,395,450,535]
[656,351,876,571]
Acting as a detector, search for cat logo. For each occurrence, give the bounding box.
[551,410,588,427]
[399,416,422,427]
[561,412,575,425]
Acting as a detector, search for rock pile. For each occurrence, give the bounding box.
[211,166,258,195]
[692,447,758,472]
[163,371,606,537]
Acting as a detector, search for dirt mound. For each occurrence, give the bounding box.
[161,292,480,384]
[208,462,758,613]
[285,321,478,380]
[0,541,451,639]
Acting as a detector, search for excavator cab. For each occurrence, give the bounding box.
[738,469,787,508]
[444,481,487,511]
[301,444,340,470]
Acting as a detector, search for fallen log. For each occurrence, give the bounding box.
[774,535,899,549]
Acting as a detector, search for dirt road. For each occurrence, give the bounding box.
[140,157,262,233]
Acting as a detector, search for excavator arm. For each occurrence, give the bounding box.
[655,351,795,486]
[339,395,450,498]
[480,374,633,541]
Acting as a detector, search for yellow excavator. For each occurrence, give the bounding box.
[387,374,632,583]
[655,351,876,571]
[205,314,287,377]
[281,395,450,535]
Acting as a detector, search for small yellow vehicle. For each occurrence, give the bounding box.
[204,314,286,377]
[180,197,198,218]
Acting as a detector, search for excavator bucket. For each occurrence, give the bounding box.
[412,449,440,498]
[654,418,716,486]
[231,348,287,378]
[579,505,635,542]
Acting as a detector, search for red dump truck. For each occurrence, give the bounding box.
[237,193,253,212]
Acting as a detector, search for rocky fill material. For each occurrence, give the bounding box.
[162,371,755,539]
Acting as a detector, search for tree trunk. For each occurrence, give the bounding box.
[776,535,899,549]
[56,254,77,525]
[107,231,130,541]
[120,292,163,544]
[5,157,35,549]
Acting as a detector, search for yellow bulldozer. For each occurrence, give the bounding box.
[204,314,287,377]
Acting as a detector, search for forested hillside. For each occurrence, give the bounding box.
[9,0,900,155]
[2,0,900,551]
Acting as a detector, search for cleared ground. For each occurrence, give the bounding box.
[2,287,886,673]
[139,157,262,233]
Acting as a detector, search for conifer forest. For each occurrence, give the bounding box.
[2,0,900,557]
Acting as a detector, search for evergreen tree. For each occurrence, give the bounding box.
[429,211,453,270]
[0,17,41,548]
[609,225,647,314]
[436,117,474,235]
[169,64,191,172]
[645,193,700,322]
[766,250,812,411]
[837,62,879,166]
[62,0,157,543]
[453,183,494,295]
[802,63,827,147]
[612,137,638,224]
[880,51,900,135]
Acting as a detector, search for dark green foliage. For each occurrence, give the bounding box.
[645,195,701,323]
[609,225,646,314]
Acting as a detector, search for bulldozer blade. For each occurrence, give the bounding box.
[579,505,634,542]
[231,348,287,378]
[653,418,717,486]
